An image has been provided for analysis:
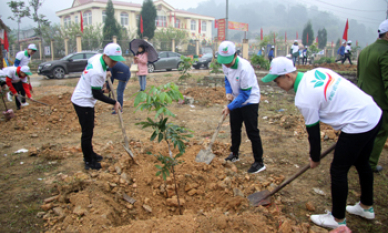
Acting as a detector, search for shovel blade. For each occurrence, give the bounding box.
[247,190,272,206]
[195,149,215,164]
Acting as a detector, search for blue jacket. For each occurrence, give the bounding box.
[111,62,130,82]
[337,46,345,56]
[268,50,274,58]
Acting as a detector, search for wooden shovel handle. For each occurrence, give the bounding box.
[263,143,336,200]
[207,113,227,150]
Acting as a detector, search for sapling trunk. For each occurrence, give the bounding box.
[171,166,182,215]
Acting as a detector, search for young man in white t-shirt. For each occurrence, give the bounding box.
[343,41,352,65]
[71,43,123,170]
[262,57,382,229]
[217,41,265,174]
[3,66,33,109]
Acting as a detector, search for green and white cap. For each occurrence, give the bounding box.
[28,44,38,51]
[217,41,236,64]
[103,43,126,61]
[20,66,33,76]
[262,57,296,83]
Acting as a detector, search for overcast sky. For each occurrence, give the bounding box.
[0,0,385,30]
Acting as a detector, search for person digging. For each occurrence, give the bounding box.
[262,57,382,229]
[2,66,33,110]
[217,41,266,174]
[71,43,123,170]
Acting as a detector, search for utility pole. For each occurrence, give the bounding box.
[226,0,228,40]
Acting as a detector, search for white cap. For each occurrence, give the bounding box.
[347,40,352,44]
[217,41,236,64]
[271,45,275,48]
[20,66,33,76]
[294,40,298,42]
[262,57,296,82]
[28,44,38,51]
[103,43,125,61]
[378,19,388,34]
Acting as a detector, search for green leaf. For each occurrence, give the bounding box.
[155,171,161,176]
[314,70,326,81]
[134,91,147,107]
[155,164,162,170]
[314,81,324,88]
[146,152,152,155]
[162,172,166,180]
[150,131,157,141]
[158,132,164,143]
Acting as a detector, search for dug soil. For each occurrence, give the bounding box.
[0,72,387,233]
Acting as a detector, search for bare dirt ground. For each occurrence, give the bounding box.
[0,71,387,233]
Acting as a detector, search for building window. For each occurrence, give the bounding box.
[83,11,92,25]
[155,16,166,27]
[120,12,128,26]
[175,19,180,28]
[191,20,196,31]
[202,21,206,32]
[75,15,79,24]
[102,11,106,23]
[64,16,71,28]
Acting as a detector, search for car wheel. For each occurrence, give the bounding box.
[166,69,172,71]
[52,67,65,79]
[194,66,199,70]
[204,63,209,69]
[148,64,155,73]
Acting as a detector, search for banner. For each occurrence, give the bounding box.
[217,19,226,41]
[215,19,248,31]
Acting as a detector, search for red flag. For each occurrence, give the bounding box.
[174,12,176,27]
[342,19,349,42]
[3,30,9,51]
[356,40,358,46]
[140,15,144,35]
[198,19,201,33]
[273,32,276,44]
[80,12,83,33]
[316,37,318,43]
[296,31,298,40]
[285,31,287,43]
[215,19,218,28]
[307,33,309,45]
[260,28,263,40]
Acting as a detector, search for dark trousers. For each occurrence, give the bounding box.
[342,54,352,65]
[331,117,382,219]
[13,82,26,110]
[73,103,95,163]
[230,104,264,163]
[303,57,307,65]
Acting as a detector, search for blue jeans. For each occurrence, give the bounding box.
[139,75,146,91]
[116,80,128,108]
[292,56,298,66]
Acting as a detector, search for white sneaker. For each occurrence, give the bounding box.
[21,102,29,107]
[7,92,13,102]
[346,202,375,220]
[310,211,346,229]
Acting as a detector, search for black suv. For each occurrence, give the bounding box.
[38,51,98,79]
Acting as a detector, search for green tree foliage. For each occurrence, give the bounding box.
[153,27,188,51]
[302,21,314,46]
[250,54,270,70]
[317,28,327,49]
[137,0,157,39]
[7,1,30,46]
[103,0,122,46]
[334,38,341,53]
[29,0,48,48]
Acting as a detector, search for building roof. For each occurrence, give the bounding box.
[58,0,214,20]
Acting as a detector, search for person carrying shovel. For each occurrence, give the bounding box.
[2,66,33,110]
[217,41,265,174]
[71,43,123,170]
[262,57,382,229]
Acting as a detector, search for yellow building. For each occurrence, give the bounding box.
[56,0,215,40]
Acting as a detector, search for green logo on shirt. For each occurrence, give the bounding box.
[236,76,239,81]
[310,70,326,88]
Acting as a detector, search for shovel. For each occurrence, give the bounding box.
[1,93,15,120]
[17,95,49,106]
[248,143,336,206]
[195,113,227,164]
[106,77,137,165]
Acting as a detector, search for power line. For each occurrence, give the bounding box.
[314,0,385,12]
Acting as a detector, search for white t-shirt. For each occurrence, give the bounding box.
[71,54,107,108]
[222,56,261,105]
[291,45,299,54]
[345,45,351,54]
[2,67,28,83]
[15,50,31,67]
[295,68,381,134]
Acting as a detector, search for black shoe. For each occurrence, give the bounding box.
[247,162,266,174]
[225,152,239,162]
[373,165,383,173]
[85,161,102,170]
[93,153,103,162]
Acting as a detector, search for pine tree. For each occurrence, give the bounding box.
[317,28,327,49]
[137,0,157,39]
[103,0,122,46]
[302,21,314,46]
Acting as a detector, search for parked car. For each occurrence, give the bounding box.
[193,53,213,69]
[147,51,183,73]
[38,51,98,79]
